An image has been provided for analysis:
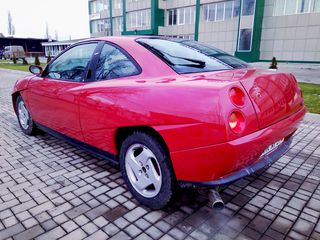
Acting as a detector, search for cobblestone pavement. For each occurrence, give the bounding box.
[0,69,320,240]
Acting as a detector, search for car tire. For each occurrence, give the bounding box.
[120,131,175,209]
[16,96,37,135]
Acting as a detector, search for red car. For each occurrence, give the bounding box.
[12,37,306,209]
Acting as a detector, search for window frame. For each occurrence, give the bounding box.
[41,41,101,82]
[89,41,142,82]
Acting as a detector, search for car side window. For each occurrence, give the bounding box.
[45,43,97,82]
[94,43,140,81]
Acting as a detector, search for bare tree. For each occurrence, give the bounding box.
[45,22,50,39]
[55,30,58,41]
[7,11,15,35]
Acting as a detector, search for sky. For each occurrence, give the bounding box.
[0,0,90,40]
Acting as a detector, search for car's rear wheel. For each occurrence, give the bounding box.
[16,96,37,135]
[120,132,175,209]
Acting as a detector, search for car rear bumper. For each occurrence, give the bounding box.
[171,106,306,186]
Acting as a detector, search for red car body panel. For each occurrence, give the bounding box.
[12,37,306,184]
[27,77,85,141]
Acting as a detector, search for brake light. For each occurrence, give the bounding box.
[229,111,245,133]
[229,87,245,107]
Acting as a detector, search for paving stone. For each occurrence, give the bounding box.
[103,223,120,236]
[0,223,25,239]
[124,224,142,238]
[292,218,315,237]
[249,215,272,234]
[83,230,108,240]
[59,228,87,240]
[13,225,45,240]
[142,226,162,239]
[61,220,78,233]
[35,226,66,240]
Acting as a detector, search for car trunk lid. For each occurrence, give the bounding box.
[183,68,304,129]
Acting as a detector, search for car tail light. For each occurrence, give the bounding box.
[229,111,245,133]
[229,87,245,107]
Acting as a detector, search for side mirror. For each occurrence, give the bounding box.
[29,65,43,75]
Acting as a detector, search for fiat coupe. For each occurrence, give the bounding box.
[12,37,306,209]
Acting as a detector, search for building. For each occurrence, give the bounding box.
[0,36,49,56]
[88,0,320,63]
[41,39,83,57]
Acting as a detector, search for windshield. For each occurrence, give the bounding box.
[137,38,248,74]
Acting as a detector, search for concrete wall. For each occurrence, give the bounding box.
[260,0,320,62]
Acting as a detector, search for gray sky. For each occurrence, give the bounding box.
[0,0,90,40]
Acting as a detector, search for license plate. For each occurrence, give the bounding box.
[260,139,284,157]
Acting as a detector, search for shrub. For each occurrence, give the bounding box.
[269,57,278,69]
[34,54,41,66]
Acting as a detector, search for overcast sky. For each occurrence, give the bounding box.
[0,0,90,40]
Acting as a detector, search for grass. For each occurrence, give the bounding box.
[0,60,46,72]
[299,83,320,114]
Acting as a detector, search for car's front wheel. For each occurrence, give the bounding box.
[120,132,175,209]
[16,96,37,135]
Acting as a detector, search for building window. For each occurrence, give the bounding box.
[127,9,151,30]
[168,9,177,25]
[178,8,185,25]
[91,19,111,35]
[238,28,252,51]
[314,0,320,11]
[242,0,255,16]
[113,17,123,32]
[285,1,297,14]
[225,1,234,20]
[167,6,195,26]
[113,0,122,9]
[201,1,240,22]
[274,0,319,15]
[216,2,225,21]
[90,0,108,14]
[298,0,311,13]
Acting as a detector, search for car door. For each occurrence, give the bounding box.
[27,42,99,141]
[79,42,141,153]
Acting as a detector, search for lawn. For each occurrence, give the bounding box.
[0,60,46,72]
[299,83,320,114]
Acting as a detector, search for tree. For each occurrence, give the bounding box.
[12,54,17,64]
[7,11,15,36]
[55,30,59,41]
[45,22,50,39]
[34,54,41,66]
[269,57,278,70]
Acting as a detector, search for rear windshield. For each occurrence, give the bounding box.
[137,38,248,74]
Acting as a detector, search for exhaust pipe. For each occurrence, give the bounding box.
[208,189,224,210]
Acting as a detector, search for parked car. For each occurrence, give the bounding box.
[3,45,25,60]
[12,37,306,209]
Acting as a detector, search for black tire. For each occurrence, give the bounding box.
[120,131,175,209]
[16,96,37,135]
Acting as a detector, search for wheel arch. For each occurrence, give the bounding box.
[12,91,21,114]
[115,125,170,159]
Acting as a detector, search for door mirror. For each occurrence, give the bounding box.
[29,65,43,75]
